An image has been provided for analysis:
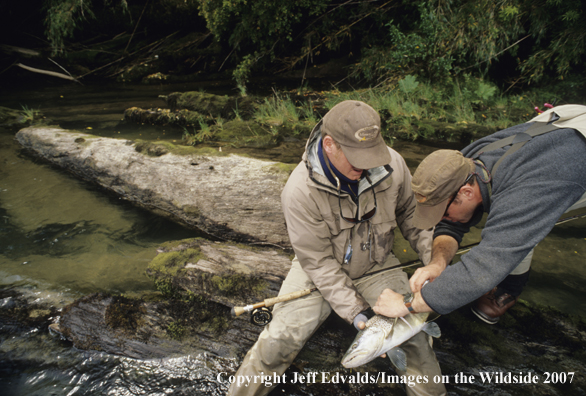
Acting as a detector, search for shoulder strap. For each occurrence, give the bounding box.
[474,122,560,177]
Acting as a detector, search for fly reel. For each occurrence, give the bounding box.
[250,307,273,326]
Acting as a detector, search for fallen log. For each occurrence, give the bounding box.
[15,127,293,247]
[51,238,356,364]
[53,292,356,367]
[52,238,355,365]
[147,238,292,307]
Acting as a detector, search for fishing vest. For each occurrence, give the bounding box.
[472,105,586,195]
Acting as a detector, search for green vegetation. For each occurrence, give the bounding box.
[210,273,268,297]
[23,0,583,96]
[20,105,40,124]
[197,0,586,89]
[129,76,569,145]
[166,320,186,340]
[323,75,552,141]
[175,91,316,147]
[27,1,586,144]
[253,91,316,136]
[148,247,203,280]
[0,106,47,127]
[182,115,215,144]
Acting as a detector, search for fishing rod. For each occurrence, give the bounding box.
[233,211,586,326]
[232,247,455,326]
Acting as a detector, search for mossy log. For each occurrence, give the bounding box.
[146,238,292,308]
[123,106,206,127]
[15,126,292,247]
[160,91,260,120]
[54,292,356,366]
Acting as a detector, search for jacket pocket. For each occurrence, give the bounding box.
[322,194,354,263]
[369,203,397,264]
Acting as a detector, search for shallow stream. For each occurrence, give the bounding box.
[0,80,584,395]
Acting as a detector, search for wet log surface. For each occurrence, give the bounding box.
[147,238,292,307]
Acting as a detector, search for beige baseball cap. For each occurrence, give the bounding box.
[322,100,392,169]
[411,150,475,229]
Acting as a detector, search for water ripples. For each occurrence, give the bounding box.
[14,351,237,396]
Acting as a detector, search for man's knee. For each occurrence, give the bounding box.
[255,329,307,367]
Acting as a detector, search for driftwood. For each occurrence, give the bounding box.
[16,63,81,83]
[15,127,292,247]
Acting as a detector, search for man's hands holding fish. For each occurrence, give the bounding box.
[373,236,455,317]
[373,287,433,317]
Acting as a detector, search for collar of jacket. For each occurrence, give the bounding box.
[303,122,392,195]
[474,161,492,214]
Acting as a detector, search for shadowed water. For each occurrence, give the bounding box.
[0,81,585,395]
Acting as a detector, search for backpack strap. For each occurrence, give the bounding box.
[474,122,560,177]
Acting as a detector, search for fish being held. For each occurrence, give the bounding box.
[341,312,440,371]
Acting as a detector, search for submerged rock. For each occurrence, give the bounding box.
[15,126,292,247]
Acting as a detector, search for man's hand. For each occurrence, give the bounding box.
[374,289,434,317]
[353,308,375,331]
[410,235,459,292]
[410,263,444,292]
[373,288,409,317]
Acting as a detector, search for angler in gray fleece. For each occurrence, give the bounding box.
[424,125,586,314]
[372,107,586,318]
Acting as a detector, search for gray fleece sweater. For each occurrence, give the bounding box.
[421,123,586,314]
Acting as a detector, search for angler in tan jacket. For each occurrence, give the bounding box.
[228,100,445,396]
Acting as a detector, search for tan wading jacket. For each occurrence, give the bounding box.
[281,125,433,324]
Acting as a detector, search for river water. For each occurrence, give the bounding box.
[0,79,585,395]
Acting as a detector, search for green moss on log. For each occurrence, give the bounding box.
[210,273,268,297]
[149,247,203,278]
[135,142,170,156]
[163,91,259,119]
[105,295,146,336]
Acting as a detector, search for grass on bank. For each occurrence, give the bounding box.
[182,74,572,146]
[182,91,318,146]
[323,75,557,141]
